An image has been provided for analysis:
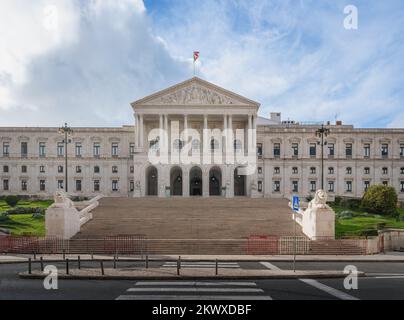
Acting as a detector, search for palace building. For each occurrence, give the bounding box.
[1,77,404,200]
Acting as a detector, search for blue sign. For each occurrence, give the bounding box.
[292,195,300,212]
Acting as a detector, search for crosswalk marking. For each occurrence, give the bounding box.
[116,280,272,301]
[117,295,272,301]
[127,287,264,293]
[260,261,359,301]
[134,281,257,287]
[161,262,240,269]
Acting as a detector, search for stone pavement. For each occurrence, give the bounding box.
[2,252,404,264]
[75,197,304,239]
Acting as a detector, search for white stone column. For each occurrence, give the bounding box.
[140,114,144,148]
[203,114,209,165]
[248,114,252,154]
[184,114,188,144]
[135,114,140,147]
[223,114,228,157]
[164,114,169,153]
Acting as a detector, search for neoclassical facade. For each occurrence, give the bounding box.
[1,77,404,200]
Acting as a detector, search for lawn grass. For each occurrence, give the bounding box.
[0,200,52,236]
[0,214,45,236]
[331,204,404,237]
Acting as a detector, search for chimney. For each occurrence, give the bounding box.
[336,120,342,126]
[270,112,281,123]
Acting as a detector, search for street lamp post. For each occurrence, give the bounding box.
[315,124,330,190]
[58,123,73,193]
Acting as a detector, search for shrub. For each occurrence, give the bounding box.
[339,198,361,210]
[334,196,342,206]
[361,185,398,216]
[359,229,379,237]
[4,207,45,215]
[4,195,20,207]
[399,214,404,222]
[376,222,386,230]
[0,213,11,223]
[339,210,353,219]
[32,212,44,219]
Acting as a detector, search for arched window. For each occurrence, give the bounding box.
[191,139,200,152]
[173,139,183,151]
[210,139,219,151]
[234,139,242,152]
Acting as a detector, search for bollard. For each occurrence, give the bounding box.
[33,252,36,260]
[66,258,69,275]
[215,259,218,276]
[177,259,180,276]
[63,249,66,260]
[100,261,105,276]
[179,256,181,270]
[28,258,32,275]
[40,256,44,272]
[91,253,94,260]
[78,256,81,270]
[145,255,149,269]
[113,256,117,269]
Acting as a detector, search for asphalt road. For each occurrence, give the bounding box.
[0,261,404,300]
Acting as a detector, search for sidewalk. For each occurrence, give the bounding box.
[2,252,404,264]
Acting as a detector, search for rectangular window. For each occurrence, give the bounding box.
[382,181,389,186]
[21,180,27,191]
[364,144,370,158]
[21,142,28,157]
[94,166,100,174]
[21,165,27,173]
[3,165,9,173]
[112,143,119,157]
[112,180,119,192]
[328,181,334,193]
[273,181,280,192]
[57,180,64,190]
[364,181,370,192]
[130,143,135,155]
[75,143,82,157]
[292,181,299,193]
[112,166,118,174]
[400,144,404,157]
[292,167,298,174]
[93,143,101,157]
[346,167,352,175]
[381,144,389,157]
[76,180,82,192]
[292,143,299,157]
[76,166,82,174]
[130,166,134,174]
[58,166,64,173]
[346,144,352,158]
[94,180,100,192]
[3,179,9,191]
[382,167,388,175]
[39,142,46,157]
[274,167,280,174]
[258,181,263,192]
[2,142,10,157]
[258,167,262,174]
[39,165,45,174]
[257,143,263,157]
[310,181,316,192]
[57,143,64,157]
[130,180,135,192]
[310,167,316,174]
[364,167,370,175]
[346,181,352,192]
[309,143,316,157]
[328,143,335,157]
[401,167,404,175]
[401,181,404,193]
[328,167,334,175]
[40,180,46,191]
[273,143,280,157]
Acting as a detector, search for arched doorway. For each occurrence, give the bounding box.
[234,167,246,196]
[146,166,158,196]
[209,167,222,196]
[189,167,202,196]
[170,167,183,196]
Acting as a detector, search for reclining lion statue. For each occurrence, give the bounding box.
[52,191,75,209]
[307,189,329,209]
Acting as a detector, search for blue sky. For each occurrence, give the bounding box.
[0,0,403,127]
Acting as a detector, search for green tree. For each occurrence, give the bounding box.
[361,185,398,216]
[4,195,20,208]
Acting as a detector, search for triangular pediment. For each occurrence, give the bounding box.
[131,77,260,107]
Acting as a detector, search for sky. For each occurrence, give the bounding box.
[0,0,403,128]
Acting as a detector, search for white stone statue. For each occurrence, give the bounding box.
[52,191,74,208]
[307,189,329,209]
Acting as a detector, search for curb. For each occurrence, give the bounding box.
[19,271,366,281]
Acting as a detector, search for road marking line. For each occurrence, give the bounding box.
[117,295,272,300]
[127,288,264,293]
[163,262,239,265]
[134,281,257,287]
[373,276,404,279]
[260,261,359,301]
[299,279,359,300]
